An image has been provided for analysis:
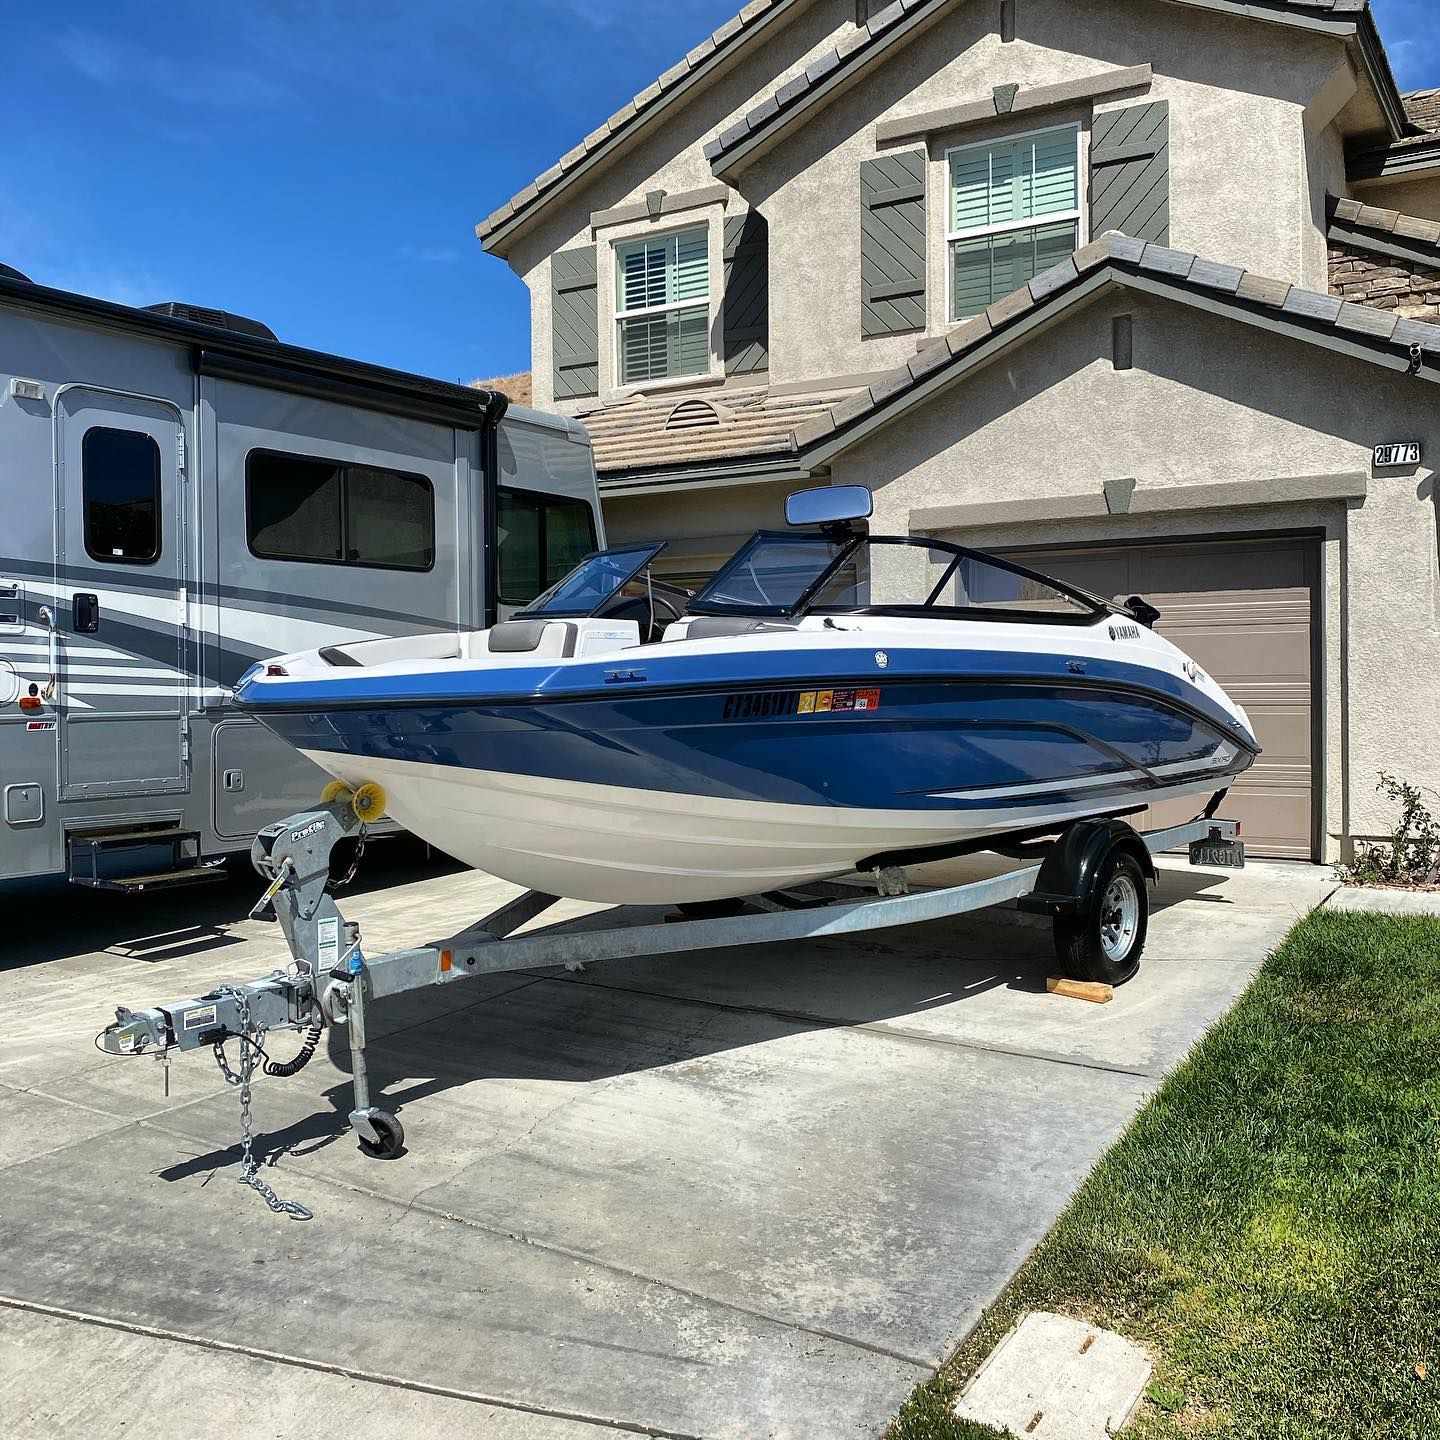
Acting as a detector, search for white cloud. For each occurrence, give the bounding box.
[402,245,462,264]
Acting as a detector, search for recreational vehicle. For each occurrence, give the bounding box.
[0,266,603,890]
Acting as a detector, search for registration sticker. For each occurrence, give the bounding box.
[797,692,817,714]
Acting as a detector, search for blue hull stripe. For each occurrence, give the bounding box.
[236,647,1256,754]
[250,676,1254,814]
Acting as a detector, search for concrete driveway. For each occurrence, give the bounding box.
[0,846,1336,1439]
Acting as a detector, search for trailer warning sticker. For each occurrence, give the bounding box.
[183,1004,218,1032]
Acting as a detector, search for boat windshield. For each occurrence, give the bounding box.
[515,542,667,619]
[690,533,1102,622]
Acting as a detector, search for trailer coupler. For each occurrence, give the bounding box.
[97,797,400,1218]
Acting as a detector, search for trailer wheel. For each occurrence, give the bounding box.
[357,1111,405,1159]
[1053,850,1148,986]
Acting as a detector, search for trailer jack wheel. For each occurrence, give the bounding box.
[354,1109,405,1159]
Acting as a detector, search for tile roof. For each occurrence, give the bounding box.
[1404,88,1440,135]
[478,0,1394,249]
[584,229,1438,484]
[783,231,1440,460]
[581,384,859,476]
[475,0,796,249]
[703,0,1377,173]
[1329,195,1440,254]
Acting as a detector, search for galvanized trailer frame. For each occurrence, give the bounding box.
[100,800,1240,1201]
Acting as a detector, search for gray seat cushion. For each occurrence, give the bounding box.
[487,619,576,655]
[683,617,795,641]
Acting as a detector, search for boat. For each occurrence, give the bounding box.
[233,486,1259,905]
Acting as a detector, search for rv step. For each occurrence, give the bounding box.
[68,826,195,848]
[71,863,228,894]
[67,827,219,892]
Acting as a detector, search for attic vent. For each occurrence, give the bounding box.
[0,263,32,283]
[143,301,277,342]
[665,398,724,432]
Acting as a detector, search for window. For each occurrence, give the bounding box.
[948,125,1080,320]
[497,486,599,605]
[615,227,710,386]
[247,451,434,570]
[517,543,665,618]
[693,537,850,612]
[83,427,162,565]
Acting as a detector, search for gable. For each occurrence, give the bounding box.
[477,0,1406,256]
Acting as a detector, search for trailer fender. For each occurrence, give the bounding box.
[1016,818,1157,919]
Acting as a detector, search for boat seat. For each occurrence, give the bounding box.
[680,617,798,641]
[485,619,578,657]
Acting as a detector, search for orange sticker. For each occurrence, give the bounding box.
[856,689,882,712]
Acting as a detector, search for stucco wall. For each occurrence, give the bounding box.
[829,287,1440,856]
[748,0,1346,384]
[513,0,857,412]
[601,478,794,580]
[504,0,1355,410]
[1356,174,1440,224]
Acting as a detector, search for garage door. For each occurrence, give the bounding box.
[1000,537,1319,860]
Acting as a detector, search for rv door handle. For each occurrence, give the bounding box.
[73,593,100,634]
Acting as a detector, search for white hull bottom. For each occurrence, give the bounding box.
[302,750,1227,905]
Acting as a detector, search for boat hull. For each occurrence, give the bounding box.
[255,673,1254,902]
[293,749,1240,902]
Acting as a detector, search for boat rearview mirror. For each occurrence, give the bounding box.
[785,485,873,530]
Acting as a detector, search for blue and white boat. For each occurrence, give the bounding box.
[234,487,1259,904]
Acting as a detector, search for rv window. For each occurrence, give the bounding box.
[246,451,435,571]
[347,466,434,569]
[248,453,343,563]
[497,487,598,605]
[83,427,161,565]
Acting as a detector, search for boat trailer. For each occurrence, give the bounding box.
[98,797,1242,1220]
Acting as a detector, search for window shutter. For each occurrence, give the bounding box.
[1089,101,1169,245]
[723,211,768,375]
[551,246,599,399]
[860,151,926,337]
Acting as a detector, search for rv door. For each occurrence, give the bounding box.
[55,389,187,800]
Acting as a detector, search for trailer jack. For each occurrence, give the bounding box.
[100,800,1240,1220]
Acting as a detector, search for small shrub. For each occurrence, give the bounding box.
[1341,772,1440,887]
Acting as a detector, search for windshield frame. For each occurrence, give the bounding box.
[513,541,668,619]
[687,532,1111,625]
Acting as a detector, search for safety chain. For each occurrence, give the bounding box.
[326,823,368,892]
[212,985,313,1222]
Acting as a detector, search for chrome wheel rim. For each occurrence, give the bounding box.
[1099,872,1140,963]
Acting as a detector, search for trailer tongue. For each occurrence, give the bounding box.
[99,788,1241,1220]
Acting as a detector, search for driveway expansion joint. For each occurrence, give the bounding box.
[0,1295,706,1440]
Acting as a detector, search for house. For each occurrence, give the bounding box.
[474,0,1440,865]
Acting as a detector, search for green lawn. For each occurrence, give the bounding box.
[889,910,1440,1440]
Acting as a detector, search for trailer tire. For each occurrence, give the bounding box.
[357,1111,405,1159]
[1053,850,1148,986]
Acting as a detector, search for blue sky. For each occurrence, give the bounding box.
[0,0,1433,385]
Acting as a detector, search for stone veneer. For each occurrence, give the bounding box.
[1328,242,1440,326]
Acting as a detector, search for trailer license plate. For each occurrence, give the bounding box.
[1189,839,1245,870]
